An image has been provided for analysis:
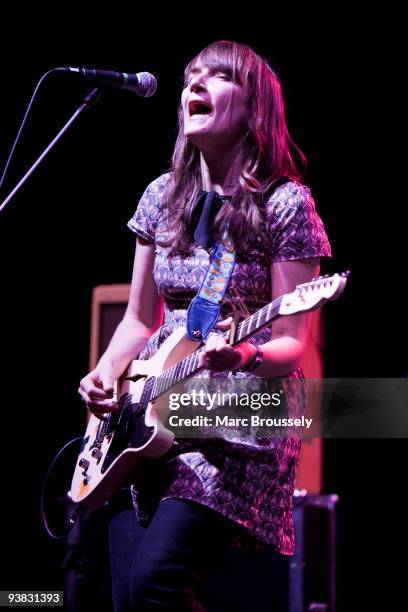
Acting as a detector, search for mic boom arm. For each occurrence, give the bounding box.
[0,87,101,214]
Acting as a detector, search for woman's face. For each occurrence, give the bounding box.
[181,62,248,151]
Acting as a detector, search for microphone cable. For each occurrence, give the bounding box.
[0,68,63,199]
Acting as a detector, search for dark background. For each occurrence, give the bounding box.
[0,7,405,611]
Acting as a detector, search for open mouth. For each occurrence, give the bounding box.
[188,100,212,117]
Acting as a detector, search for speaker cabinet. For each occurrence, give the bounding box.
[200,492,338,612]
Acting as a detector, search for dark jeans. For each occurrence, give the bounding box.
[109,498,236,611]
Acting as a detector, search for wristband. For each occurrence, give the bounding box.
[235,344,264,373]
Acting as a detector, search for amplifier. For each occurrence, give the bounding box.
[200,491,338,612]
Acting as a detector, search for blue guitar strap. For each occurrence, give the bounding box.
[186,179,289,342]
[186,228,235,341]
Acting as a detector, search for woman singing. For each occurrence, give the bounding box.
[79,40,331,610]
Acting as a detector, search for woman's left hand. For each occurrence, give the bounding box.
[198,317,256,372]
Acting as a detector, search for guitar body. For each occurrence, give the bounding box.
[70,326,200,509]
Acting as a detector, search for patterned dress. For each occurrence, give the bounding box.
[127,173,331,555]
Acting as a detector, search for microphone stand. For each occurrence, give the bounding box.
[0,88,101,214]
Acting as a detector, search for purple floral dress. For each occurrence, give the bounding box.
[127,173,331,555]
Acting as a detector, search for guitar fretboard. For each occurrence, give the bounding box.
[150,295,283,400]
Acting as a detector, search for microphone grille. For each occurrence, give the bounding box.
[137,72,158,97]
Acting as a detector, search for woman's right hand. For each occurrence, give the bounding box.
[78,362,119,420]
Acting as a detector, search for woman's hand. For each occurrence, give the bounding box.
[78,362,118,420]
[198,317,257,372]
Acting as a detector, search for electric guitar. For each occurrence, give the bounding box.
[70,272,349,510]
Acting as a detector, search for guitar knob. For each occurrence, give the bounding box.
[79,458,90,470]
[91,448,103,460]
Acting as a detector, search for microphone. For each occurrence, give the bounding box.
[59,67,157,97]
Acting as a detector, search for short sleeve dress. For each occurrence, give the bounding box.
[127,173,331,555]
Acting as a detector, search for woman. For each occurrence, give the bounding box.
[79,40,331,610]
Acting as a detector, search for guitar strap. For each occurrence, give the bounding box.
[186,191,236,342]
[186,179,288,342]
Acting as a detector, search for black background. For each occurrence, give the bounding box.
[0,7,405,611]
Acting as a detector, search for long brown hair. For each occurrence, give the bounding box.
[160,40,307,258]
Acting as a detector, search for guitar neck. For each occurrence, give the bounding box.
[150,295,283,401]
[232,295,283,344]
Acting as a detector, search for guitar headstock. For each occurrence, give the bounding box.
[278,272,350,316]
